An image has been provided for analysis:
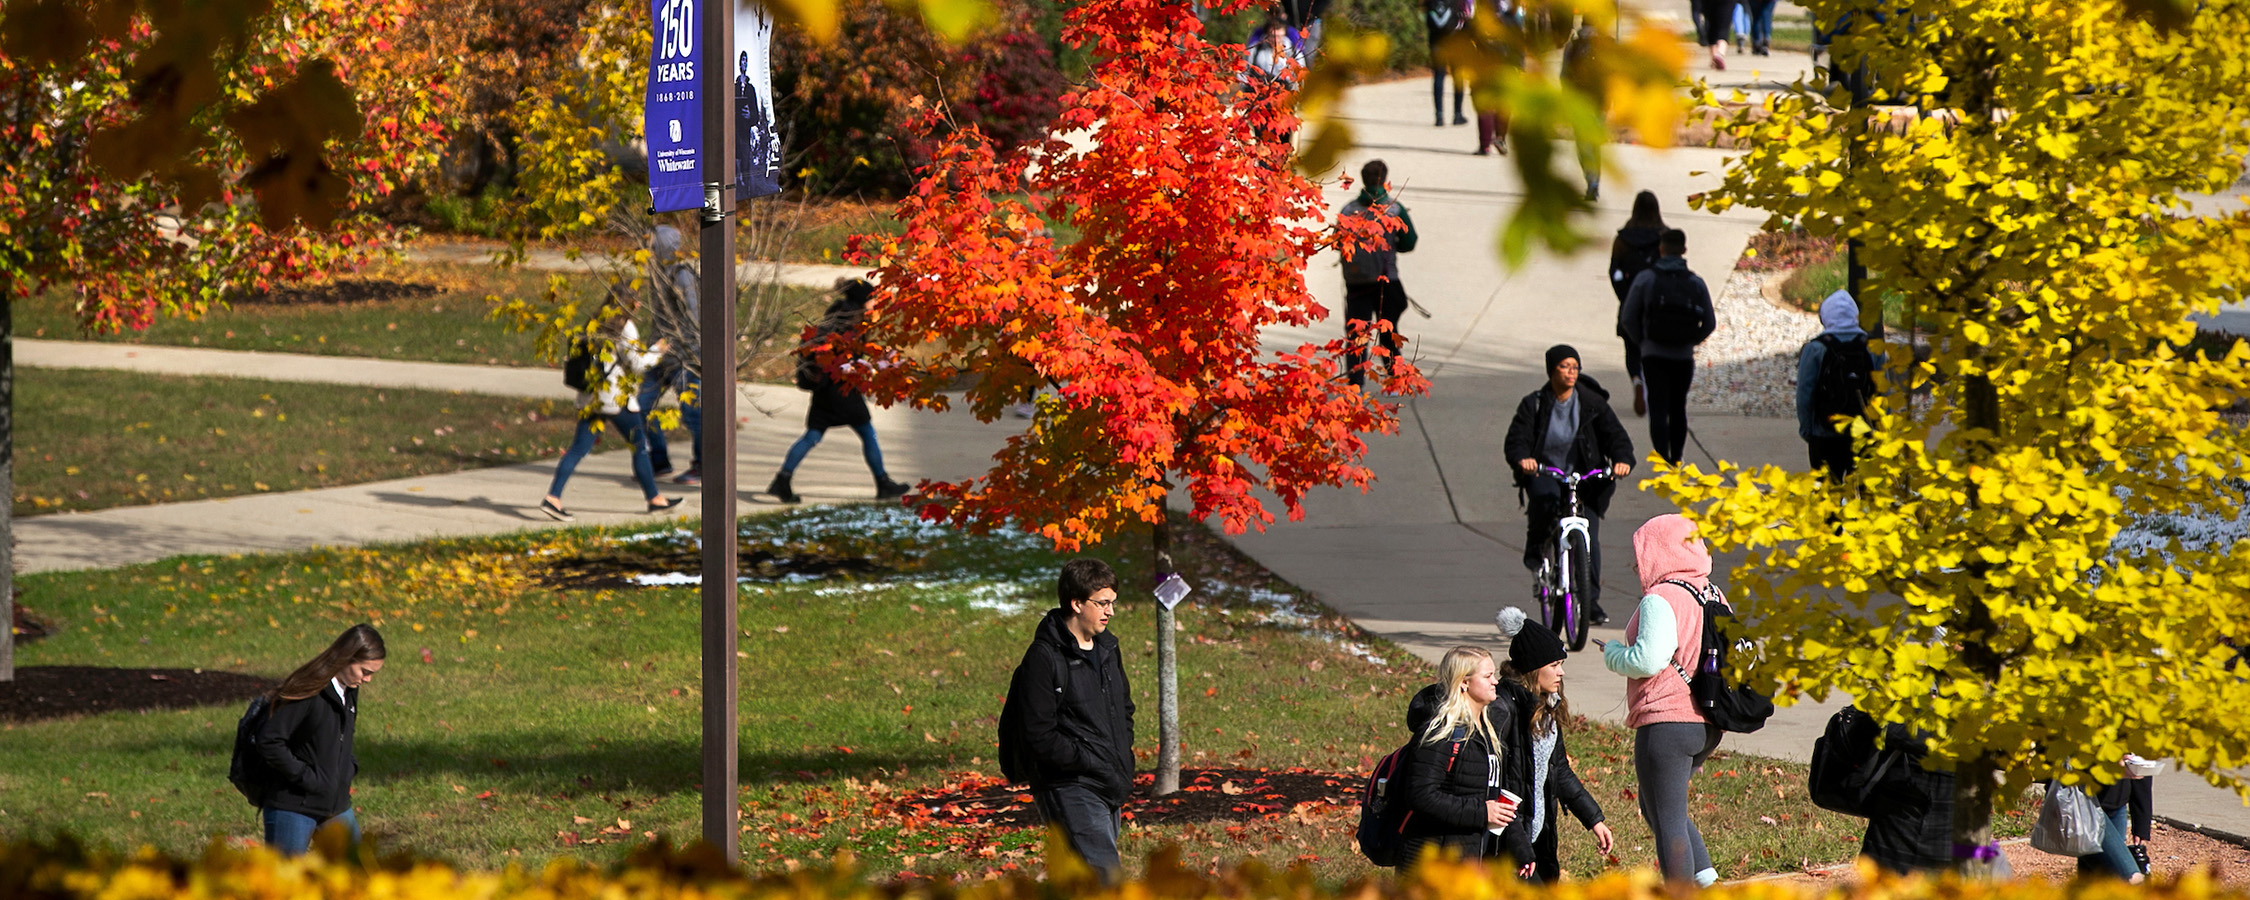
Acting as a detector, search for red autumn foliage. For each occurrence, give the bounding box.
[842,0,1429,552]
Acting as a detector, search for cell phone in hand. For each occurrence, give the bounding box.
[1592,638,1607,649]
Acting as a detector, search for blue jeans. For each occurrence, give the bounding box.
[548,409,660,501]
[2079,805,2140,879]
[780,421,885,479]
[263,806,358,857]
[1745,0,1776,46]
[1034,783,1122,884]
[637,367,702,473]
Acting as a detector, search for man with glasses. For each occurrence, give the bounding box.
[999,559,1136,884]
[1503,345,1634,625]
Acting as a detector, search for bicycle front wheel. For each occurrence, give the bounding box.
[1563,531,1593,651]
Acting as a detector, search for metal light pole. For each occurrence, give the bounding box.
[697,0,740,862]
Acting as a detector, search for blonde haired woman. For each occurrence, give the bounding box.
[1396,645,1534,871]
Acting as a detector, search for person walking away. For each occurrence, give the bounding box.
[1425,0,1469,126]
[1002,560,1136,884]
[1470,2,1527,155]
[1559,24,1607,201]
[2077,768,2154,882]
[638,225,705,485]
[251,624,386,857]
[542,293,681,521]
[1619,228,1714,466]
[1337,159,1418,388]
[766,279,911,503]
[1494,607,1614,882]
[1602,514,1725,886]
[1607,192,1666,416]
[1397,646,1531,872]
[1796,289,1876,481]
[1503,345,1633,625]
[1742,0,1776,55]
[1856,721,1956,875]
[1694,0,1737,69]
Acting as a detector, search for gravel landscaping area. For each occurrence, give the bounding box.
[1690,268,1823,419]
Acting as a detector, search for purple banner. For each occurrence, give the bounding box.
[646,0,704,213]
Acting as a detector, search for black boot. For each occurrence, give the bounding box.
[875,476,910,500]
[767,471,800,504]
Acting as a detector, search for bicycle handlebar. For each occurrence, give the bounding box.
[1540,466,1614,482]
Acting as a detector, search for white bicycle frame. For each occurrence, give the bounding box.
[1554,514,1592,595]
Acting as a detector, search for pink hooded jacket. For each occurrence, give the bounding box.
[1605,514,1725,728]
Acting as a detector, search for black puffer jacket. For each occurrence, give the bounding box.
[1501,680,1604,881]
[1009,608,1137,805]
[252,685,361,819]
[1396,683,1534,870]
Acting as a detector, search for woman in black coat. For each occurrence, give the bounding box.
[251,624,386,856]
[766,279,910,504]
[1496,607,1612,882]
[1396,646,1534,872]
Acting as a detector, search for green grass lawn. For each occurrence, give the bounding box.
[15,367,596,516]
[0,506,2002,881]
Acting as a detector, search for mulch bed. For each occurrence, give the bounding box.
[875,768,1357,830]
[228,279,442,307]
[0,666,273,724]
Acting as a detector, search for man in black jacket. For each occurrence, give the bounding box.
[1503,345,1635,624]
[1005,559,1136,883]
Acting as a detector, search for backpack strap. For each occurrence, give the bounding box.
[1656,578,1713,687]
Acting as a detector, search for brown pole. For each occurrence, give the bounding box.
[697,0,740,863]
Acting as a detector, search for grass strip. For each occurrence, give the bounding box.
[16,366,588,516]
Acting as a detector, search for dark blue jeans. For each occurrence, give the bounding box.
[1745,0,1776,46]
[1034,783,1122,884]
[263,806,358,857]
[2078,805,2140,879]
[780,421,886,479]
[548,409,660,501]
[637,367,702,473]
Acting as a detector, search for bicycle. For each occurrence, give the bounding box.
[1531,467,1610,652]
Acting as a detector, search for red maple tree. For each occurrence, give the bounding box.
[844,0,1428,792]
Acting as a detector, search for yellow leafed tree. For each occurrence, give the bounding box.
[1659,0,2250,875]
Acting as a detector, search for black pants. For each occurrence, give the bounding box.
[1807,435,1856,481]
[1523,474,1605,614]
[1034,784,1123,884]
[1620,336,1643,380]
[1694,0,1737,46]
[1344,280,1408,386]
[1643,356,1694,465]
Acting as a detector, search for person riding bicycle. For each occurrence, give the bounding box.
[1503,344,1635,625]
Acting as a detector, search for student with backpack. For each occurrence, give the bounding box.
[997,560,1135,884]
[541,291,681,521]
[1601,514,1727,886]
[1607,192,1667,416]
[765,279,911,504]
[1495,607,1613,882]
[1619,229,1715,466]
[637,225,705,486]
[1796,290,1877,481]
[1337,159,1418,388]
[1392,646,1531,872]
[239,624,386,856]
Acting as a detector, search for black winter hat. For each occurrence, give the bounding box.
[1544,344,1580,373]
[1496,606,1567,672]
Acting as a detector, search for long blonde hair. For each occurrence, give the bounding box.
[1422,646,1502,754]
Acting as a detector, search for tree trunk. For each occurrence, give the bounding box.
[1151,501,1180,795]
[1948,369,2005,876]
[1,276,15,682]
[1950,753,2003,877]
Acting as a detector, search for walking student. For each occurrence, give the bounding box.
[1502,345,1634,625]
[1796,289,1876,481]
[638,225,705,485]
[1003,560,1136,884]
[1619,228,1714,466]
[1338,159,1418,388]
[766,279,911,504]
[1397,646,1531,872]
[1424,0,1468,126]
[542,293,682,521]
[1694,0,1738,69]
[1495,607,1614,882]
[251,624,386,856]
[1607,192,1667,416]
[1602,514,1725,886]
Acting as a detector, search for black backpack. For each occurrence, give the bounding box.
[1660,579,1775,733]
[1807,705,1900,817]
[562,335,603,392]
[1809,334,1875,428]
[1642,269,1714,346]
[1357,729,1463,867]
[996,650,1067,785]
[227,694,274,807]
